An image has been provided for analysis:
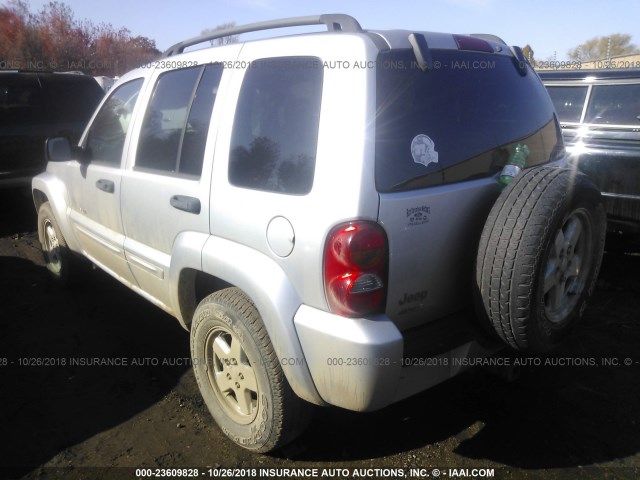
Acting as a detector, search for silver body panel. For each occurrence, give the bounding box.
[33,26,550,411]
[378,177,501,331]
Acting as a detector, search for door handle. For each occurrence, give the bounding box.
[170,195,201,214]
[96,179,115,193]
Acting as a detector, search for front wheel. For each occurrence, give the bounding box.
[37,202,73,286]
[190,288,311,452]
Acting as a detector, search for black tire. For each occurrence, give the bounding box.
[37,201,74,286]
[190,287,312,452]
[476,167,606,352]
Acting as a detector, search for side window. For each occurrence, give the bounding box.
[546,86,588,123]
[584,84,640,126]
[228,57,323,195]
[136,64,223,177]
[86,79,144,165]
[0,78,46,127]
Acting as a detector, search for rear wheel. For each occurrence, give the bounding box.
[476,167,606,352]
[190,288,311,452]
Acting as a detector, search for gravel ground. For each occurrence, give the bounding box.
[0,190,638,480]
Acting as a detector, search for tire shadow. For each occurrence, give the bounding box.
[1,237,638,472]
[0,189,37,237]
[288,253,640,468]
[0,255,190,476]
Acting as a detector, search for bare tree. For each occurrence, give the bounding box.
[0,0,159,76]
[522,44,534,64]
[201,22,239,46]
[568,34,638,61]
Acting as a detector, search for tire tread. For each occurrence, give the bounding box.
[476,167,602,351]
[191,287,311,452]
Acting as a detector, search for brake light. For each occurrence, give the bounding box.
[453,34,493,53]
[323,221,388,317]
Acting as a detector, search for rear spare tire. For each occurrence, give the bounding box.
[476,167,606,352]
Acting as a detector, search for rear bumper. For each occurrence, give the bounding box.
[294,305,493,411]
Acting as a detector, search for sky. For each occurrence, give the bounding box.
[12,0,640,60]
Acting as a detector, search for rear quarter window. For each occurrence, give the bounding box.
[375,50,560,192]
[0,74,50,170]
[228,57,323,195]
[0,75,47,127]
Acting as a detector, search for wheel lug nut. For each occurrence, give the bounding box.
[239,373,244,380]
[235,382,240,389]
[226,373,231,380]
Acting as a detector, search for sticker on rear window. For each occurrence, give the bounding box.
[411,134,439,167]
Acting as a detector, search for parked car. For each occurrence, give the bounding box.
[540,69,640,244]
[93,75,116,92]
[33,14,606,452]
[0,71,104,188]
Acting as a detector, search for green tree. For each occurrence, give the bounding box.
[568,34,638,61]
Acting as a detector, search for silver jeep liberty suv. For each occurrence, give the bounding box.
[33,14,606,452]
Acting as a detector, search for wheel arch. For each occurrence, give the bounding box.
[171,234,325,406]
[32,188,48,212]
[32,173,79,251]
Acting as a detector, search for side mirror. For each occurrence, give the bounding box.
[45,137,72,162]
[45,137,88,163]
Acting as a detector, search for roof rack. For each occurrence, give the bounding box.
[162,14,363,58]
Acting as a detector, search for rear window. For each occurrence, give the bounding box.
[584,84,640,126]
[546,85,588,123]
[375,50,561,192]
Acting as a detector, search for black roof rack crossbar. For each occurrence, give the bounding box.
[161,14,362,57]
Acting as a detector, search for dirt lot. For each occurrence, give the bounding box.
[1,190,639,480]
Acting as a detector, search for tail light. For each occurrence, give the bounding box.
[323,221,388,317]
[453,34,493,53]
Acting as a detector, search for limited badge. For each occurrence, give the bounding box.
[411,134,439,167]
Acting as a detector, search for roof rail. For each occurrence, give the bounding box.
[161,14,363,58]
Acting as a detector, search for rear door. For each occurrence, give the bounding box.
[375,48,562,330]
[120,48,237,311]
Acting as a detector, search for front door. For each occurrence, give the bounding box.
[66,78,144,285]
